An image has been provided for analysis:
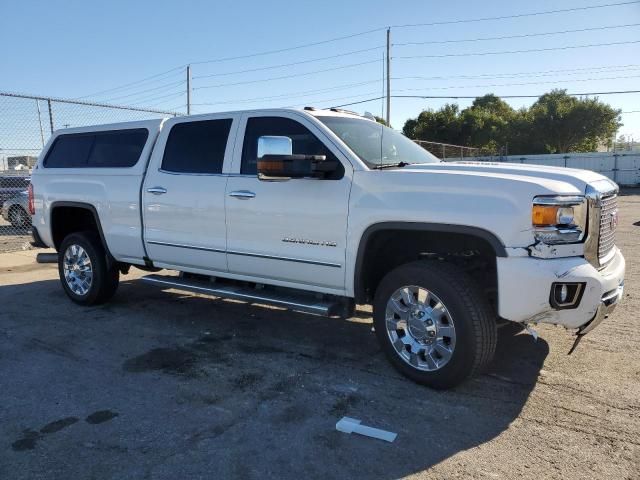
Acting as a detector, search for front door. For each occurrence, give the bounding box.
[225,114,352,292]
[142,115,238,272]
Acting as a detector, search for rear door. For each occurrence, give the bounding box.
[224,113,353,293]
[142,114,239,272]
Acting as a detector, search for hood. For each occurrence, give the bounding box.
[352,160,618,248]
[400,161,614,195]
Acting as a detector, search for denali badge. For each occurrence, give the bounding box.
[282,237,337,247]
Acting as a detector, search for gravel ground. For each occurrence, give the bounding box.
[0,192,638,479]
[0,216,32,253]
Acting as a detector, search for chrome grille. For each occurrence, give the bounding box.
[598,194,618,261]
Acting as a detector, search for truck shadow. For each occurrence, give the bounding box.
[0,277,548,479]
[114,279,550,478]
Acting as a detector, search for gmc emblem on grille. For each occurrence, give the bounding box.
[609,210,619,230]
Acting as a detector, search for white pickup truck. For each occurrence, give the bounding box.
[30,107,625,389]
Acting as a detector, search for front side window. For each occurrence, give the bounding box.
[161,119,232,174]
[241,116,343,178]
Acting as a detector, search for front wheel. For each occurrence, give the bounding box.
[373,260,497,389]
[58,232,119,305]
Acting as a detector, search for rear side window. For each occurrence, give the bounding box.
[43,129,148,168]
[89,129,149,167]
[161,119,233,174]
[44,134,94,168]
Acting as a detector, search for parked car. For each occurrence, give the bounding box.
[29,108,625,389]
[1,190,30,228]
[0,175,30,208]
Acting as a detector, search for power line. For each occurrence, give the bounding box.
[193,46,384,79]
[394,23,640,46]
[331,90,640,107]
[391,1,640,28]
[128,90,185,107]
[76,65,185,99]
[190,64,640,101]
[393,74,640,93]
[395,90,640,99]
[393,64,640,82]
[396,40,640,59]
[73,2,639,102]
[145,93,188,109]
[194,59,380,90]
[102,79,186,103]
[165,103,187,112]
[287,91,382,109]
[190,28,386,65]
[186,1,639,67]
[192,79,381,106]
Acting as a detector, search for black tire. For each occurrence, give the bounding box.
[58,231,119,306]
[9,206,30,229]
[373,260,497,389]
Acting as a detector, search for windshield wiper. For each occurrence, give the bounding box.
[372,161,411,170]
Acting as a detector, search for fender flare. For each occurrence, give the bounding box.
[49,201,114,264]
[353,222,507,303]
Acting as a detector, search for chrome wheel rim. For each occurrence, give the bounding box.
[385,285,456,372]
[11,208,29,228]
[63,244,93,296]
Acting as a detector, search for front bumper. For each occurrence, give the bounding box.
[497,247,625,330]
[578,283,623,334]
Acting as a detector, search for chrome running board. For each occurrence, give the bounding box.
[141,274,343,317]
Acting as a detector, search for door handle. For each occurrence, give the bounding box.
[147,187,167,195]
[228,190,256,199]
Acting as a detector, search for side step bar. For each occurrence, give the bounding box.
[141,274,343,317]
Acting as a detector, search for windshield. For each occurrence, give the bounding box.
[317,116,440,168]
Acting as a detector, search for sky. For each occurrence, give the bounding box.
[1,0,640,142]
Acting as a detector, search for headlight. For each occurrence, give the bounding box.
[532,196,587,244]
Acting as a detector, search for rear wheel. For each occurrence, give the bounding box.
[373,260,497,389]
[9,206,30,228]
[58,232,119,305]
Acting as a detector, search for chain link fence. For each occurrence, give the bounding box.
[413,140,479,160]
[0,92,179,254]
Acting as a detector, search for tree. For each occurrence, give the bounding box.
[374,116,388,126]
[401,89,622,155]
[530,90,621,153]
[402,104,463,145]
[460,95,516,148]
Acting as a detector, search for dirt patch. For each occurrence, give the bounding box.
[123,347,195,375]
[40,417,78,434]
[85,410,119,425]
[329,393,361,417]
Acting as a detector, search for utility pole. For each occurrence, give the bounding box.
[186,64,192,115]
[386,28,391,127]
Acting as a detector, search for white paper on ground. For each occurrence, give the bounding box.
[335,417,397,443]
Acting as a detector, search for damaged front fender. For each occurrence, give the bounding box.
[526,241,584,259]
